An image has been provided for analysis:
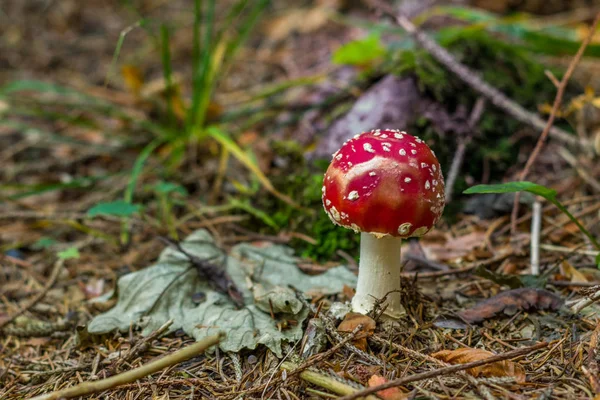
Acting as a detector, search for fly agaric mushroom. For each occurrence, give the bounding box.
[322,129,445,318]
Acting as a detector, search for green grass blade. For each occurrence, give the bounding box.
[124,139,162,204]
[104,21,143,88]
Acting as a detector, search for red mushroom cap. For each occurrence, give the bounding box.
[322,129,445,238]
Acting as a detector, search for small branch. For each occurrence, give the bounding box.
[0,260,64,331]
[445,98,486,203]
[364,0,583,148]
[337,341,549,400]
[530,201,542,275]
[510,12,600,233]
[29,333,222,400]
[280,361,379,400]
[570,286,600,314]
[106,319,174,375]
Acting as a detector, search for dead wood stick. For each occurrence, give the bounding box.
[445,98,486,203]
[338,341,549,400]
[29,333,222,400]
[510,11,600,234]
[364,0,582,148]
[0,260,63,331]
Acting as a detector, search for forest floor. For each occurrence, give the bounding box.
[2,1,600,399]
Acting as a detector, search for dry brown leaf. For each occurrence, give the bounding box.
[457,288,564,324]
[367,375,407,400]
[432,348,526,383]
[337,312,376,351]
[263,1,341,42]
[560,260,589,283]
[421,231,487,261]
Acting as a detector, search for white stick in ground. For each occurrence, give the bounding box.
[530,201,542,275]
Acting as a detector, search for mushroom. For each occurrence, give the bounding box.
[322,129,445,318]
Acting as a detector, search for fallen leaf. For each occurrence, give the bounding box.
[337,312,375,351]
[121,65,144,96]
[457,288,564,324]
[88,230,357,356]
[432,347,526,383]
[367,375,407,400]
[421,231,487,262]
[560,260,589,283]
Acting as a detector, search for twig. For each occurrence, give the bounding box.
[29,333,222,400]
[106,319,174,375]
[0,260,64,330]
[364,0,582,148]
[510,12,600,233]
[235,326,361,397]
[445,98,486,203]
[280,361,379,400]
[569,286,600,313]
[530,201,542,275]
[337,341,549,400]
[370,335,496,399]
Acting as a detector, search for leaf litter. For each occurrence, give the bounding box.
[87,229,356,356]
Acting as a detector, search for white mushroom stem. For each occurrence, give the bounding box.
[352,232,403,318]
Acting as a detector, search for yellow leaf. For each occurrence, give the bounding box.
[121,65,144,96]
[431,348,526,383]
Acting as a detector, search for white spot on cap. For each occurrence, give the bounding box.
[399,149,406,156]
[348,162,353,167]
[325,199,331,206]
[369,171,376,176]
[410,143,416,147]
[421,162,428,168]
[425,180,431,189]
[394,133,404,139]
[432,164,437,172]
[381,134,388,138]
[382,143,391,152]
[350,223,360,232]
[415,137,423,143]
[335,153,342,160]
[348,191,359,201]
[398,222,412,235]
[404,177,412,183]
[322,186,326,194]
[363,143,375,153]
[330,206,340,222]
[411,149,417,155]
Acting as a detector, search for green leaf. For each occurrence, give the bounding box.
[463,181,557,200]
[596,253,600,268]
[57,247,80,260]
[332,33,386,66]
[88,201,142,218]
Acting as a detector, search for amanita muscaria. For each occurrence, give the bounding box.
[322,129,445,318]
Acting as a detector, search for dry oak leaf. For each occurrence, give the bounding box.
[431,348,526,383]
[337,312,376,351]
[367,375,407,400]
